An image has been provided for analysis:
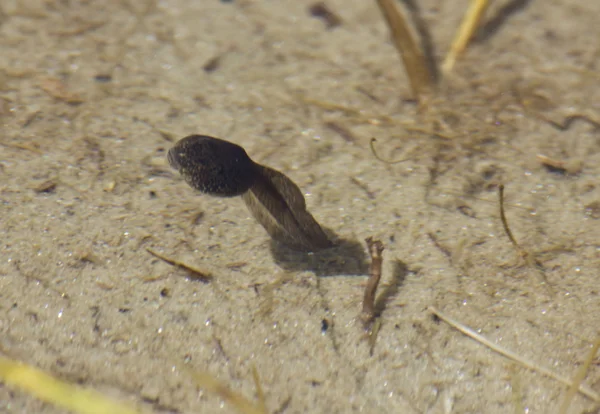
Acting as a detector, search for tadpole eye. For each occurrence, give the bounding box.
[168,135,257,197]
[166,147,181,170]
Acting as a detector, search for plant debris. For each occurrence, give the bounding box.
[191,365,269,414]
[33,179,57,193]
[146,248,212,282]
[536,154,582,175]
[361,237,384,330]
[369,137,411,164]
[428,306,600,402]
[38,77,84,104]
[324,121,356,144]
[309,2,342,29]
[498,185,552,292]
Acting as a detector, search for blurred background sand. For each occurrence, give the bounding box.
[1,1,599,412]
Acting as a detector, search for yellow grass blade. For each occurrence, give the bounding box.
[0,356,140,414]
[442,0,490,73]
[192,370,268,414]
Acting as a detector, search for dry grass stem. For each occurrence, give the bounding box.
[498,185,552,293]
[369,138,411,164]
[558,337,600,414]
[191,368,268,414]
[442,0,490,73]
[374,0,434,101]
[301,97,457,139]
[428,306,600,402]
[146,248,212,282]
[498,185,523,255]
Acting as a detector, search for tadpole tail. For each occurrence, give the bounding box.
[242,164,333,252]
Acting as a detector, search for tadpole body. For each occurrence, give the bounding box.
[167,135,258,196]
[168,135,333,252]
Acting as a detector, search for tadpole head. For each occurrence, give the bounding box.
[168,135,257,197]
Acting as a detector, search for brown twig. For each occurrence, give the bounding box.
[369,138,411,164]
[146,248,212,282]
[349,177,376,200]
[498,184,522,255]
[324,121,356,144]
[536,154,582,175]
[498,185,552,292]
[361,237,385,329]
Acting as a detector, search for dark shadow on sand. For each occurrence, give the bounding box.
[475,0,533,44]
[269,231,369,277]
[374,259,408,317]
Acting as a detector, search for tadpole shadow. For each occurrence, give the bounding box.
[374,259,409,317]
[269,231,369,277]
[474,0,533,44]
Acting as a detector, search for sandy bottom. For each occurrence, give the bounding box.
[1,0,599,413]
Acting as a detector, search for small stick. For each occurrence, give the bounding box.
[369,138,411,164]
[498,184,522,254]
[375,0,434,101]
[428,306,600,402]
[442,0,490,73]
[146,248,212,282]
[350,177,376,200]
[536,154,582,175]
[536,154,567,172]
[499,185,552,292]
[324,121,356,144]
[361,237,385,328]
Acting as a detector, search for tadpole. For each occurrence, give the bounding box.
[168,135,333,252]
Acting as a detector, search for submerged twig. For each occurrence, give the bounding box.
[428,306,600,402]
[146,248,212,282]
[498,184,522,254]
[536,154,582,175]
[374,0,434,101]
[369,138,411,164]
[498,185,552,292]
[361,237,385,329]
